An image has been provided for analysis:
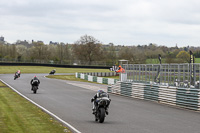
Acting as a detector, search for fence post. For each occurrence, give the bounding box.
[139,65,141,82]
[145,65,147,83]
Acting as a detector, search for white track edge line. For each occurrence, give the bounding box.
[0,79,81,133]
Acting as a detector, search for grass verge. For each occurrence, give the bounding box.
[46,75,99,84]
[102,76,119,79]
[0,81,71,133]
[46,75,119,83]
[0,66,110,74]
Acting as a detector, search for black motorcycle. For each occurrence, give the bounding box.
[32,85,38,94]
[49,70,56,75]
[14,74,19,80]
[93,97,110,123]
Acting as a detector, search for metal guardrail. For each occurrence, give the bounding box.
[107,63,200,111]
[122,63,200,88]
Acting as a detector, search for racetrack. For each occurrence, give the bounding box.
[1,73,200,133]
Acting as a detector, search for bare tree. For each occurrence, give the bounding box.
[73,35,103,65]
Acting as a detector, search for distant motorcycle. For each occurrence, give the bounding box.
[49,69,56,75]
[32,85,38,94]
[14,74,19,80]
[93,97,110,123]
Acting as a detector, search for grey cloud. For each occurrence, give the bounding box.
[1,0,200,46]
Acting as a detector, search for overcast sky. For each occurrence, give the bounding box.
[1,0,200,47]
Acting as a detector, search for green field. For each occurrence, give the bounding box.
[146,58,160,64]
[46,74,95,82]
[146,58,200,64]
[195,58,200,63]
[102,76,119,79]
[0,81,71,133]
[0,66,110,74]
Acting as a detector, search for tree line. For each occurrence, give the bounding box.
[0,35,199,66]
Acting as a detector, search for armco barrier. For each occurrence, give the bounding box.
[108,81,200,111]
[75,72,118,85]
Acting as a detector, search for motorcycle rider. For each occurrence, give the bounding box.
[49,69,56,75]
[15,70,21,77]
[91,90,111,115]
[30,76,40,90]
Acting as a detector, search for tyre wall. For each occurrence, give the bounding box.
[108,81,200,111]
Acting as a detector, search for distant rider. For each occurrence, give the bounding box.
[91,90,111,115]
[15,70,21,77]
[30,76,40,90]
[49,69,56,75]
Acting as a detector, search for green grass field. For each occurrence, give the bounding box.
[0,81,71,133]
[195,58,200,63]
[46,74,96,83]
[0,66,110,74]
[102,76,119,79]
[146,58,200,64]
[146,58,160,64]
[146,58,166,64]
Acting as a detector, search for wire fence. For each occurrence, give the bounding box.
[122,63,200,88]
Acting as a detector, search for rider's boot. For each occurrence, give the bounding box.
[105,108,109,115]
[92,109,96,114]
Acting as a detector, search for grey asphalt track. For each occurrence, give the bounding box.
[1,73,200,133]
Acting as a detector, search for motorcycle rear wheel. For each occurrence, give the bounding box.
[33,86,37,94]
[33,90,37,94]
[99,108,105,123]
